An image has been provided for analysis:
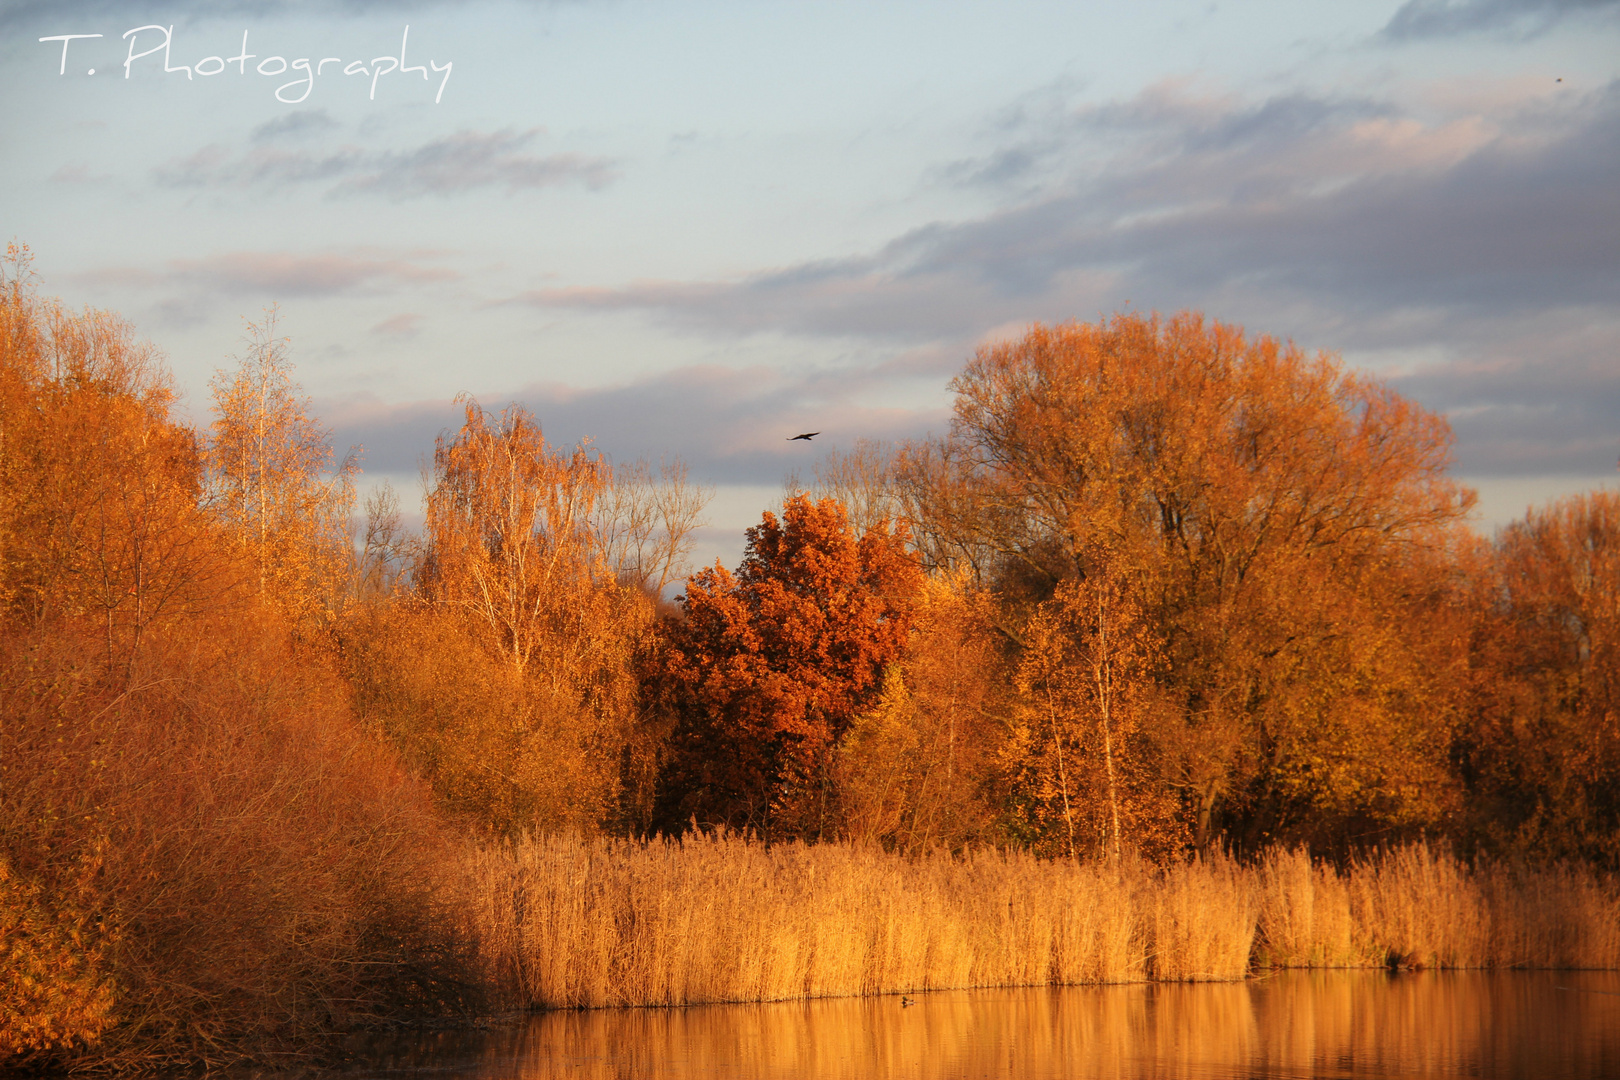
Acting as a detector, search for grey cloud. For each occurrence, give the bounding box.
[1389,322,1620,476]
[348,130,616,196]
[77,250,456,299]
[154,128,616,198]
[517,81,1620,479]
[1382,0,1620,39]
[322,364,945,486]
[527,83,1620,334]
[251,109,339,142]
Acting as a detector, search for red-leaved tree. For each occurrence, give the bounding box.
[651,494,923,838]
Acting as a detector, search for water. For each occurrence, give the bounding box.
[350,971,1620,1079]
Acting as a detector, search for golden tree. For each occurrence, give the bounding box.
[1463,491,1620,865]
[897,313,1476,850]
[835,570,1007,851]
[1,245,222,673]
[418,400,616,677]
[1009,571,1180,860]
[353,400,653,834]
[207,309,357,623]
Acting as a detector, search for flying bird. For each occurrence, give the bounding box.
[788,432,820,441]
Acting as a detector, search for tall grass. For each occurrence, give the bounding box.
[461,835,1620,1013]
[460,834,1256,1009]
[1257,843,1620,970]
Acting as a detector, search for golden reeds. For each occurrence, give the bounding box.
[459,836,1620,1012]
[1257,842,1620,970]
[458,835,1259,1010]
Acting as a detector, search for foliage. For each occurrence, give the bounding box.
[0,250,221,674]
[0,253,471,1070]
[652,495,924,838]
[208,308,358,625]
[1009,574,1183,860]
[896,313,1477,851]
[1461,490,1620,867]
[8,246,1620,1064]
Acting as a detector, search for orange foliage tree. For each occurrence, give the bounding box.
[1462,491,1620,866]
[834,570,1008,852]
[1,250,470,1069]
[207,309,357,625]
[1008,572,1182,861]
[349,400,695,835]
[897,313,1476,851]
[0,246,222,674]
[651,494,924,838]
[418,400,615,677]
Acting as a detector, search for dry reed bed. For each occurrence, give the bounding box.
[459,836,1620,1011]
[1257,844,1620,971]
[460,834,1254,1009]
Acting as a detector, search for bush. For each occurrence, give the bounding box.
[0,614,476,1070]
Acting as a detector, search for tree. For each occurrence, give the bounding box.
[595,456,712,600]
[368,400,641,833]
[784,437,900,537]
[651,494,924,838]
[835,570,1007,852]
[1461,491,1620,866]
[208,309,357,624]
[1008,572,1182,860]
[417,399,620,677]
[1,245,223,673]
[896,313,1476,850]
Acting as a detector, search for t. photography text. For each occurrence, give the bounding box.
[38,24,452,104]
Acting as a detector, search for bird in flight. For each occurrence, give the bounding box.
[788,431,820,441]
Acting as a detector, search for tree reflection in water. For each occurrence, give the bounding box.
[353,971,1620,1080]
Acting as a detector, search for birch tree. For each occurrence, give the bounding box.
[208,310,357,623]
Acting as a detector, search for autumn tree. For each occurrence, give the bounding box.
[416,399,616,677]
[1006,572,1177,860]
[896,313,1476,851]
[351,400,710,834]
[0,245,223,673]
[1461,491,1620,866]
[207,309,357,624]
[0,253,471,1069]
[651,494,924,839]
[834,570,1007,852]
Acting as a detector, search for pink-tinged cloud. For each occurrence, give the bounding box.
[76,251,458,299]
[371,313,423,337]
[154,129,618,199]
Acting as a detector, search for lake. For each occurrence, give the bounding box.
[350,970,1620,1079]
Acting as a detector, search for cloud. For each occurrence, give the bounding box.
[49,162,111,184]
[251,109,339,142]
[1388,318,1620,476]
[371,312,422,337]
[513,80,1620,479]
[517,88,1612,340]
[77,250,457,299]
[321,361,947,485]
[1381,0,1620,39]
[154,129,618,198]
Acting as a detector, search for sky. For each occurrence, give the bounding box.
[4,0,1618,570]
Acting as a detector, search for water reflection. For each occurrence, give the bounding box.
[354,971,1620,1079]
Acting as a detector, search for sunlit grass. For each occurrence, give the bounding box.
[459,835,1620,1011]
